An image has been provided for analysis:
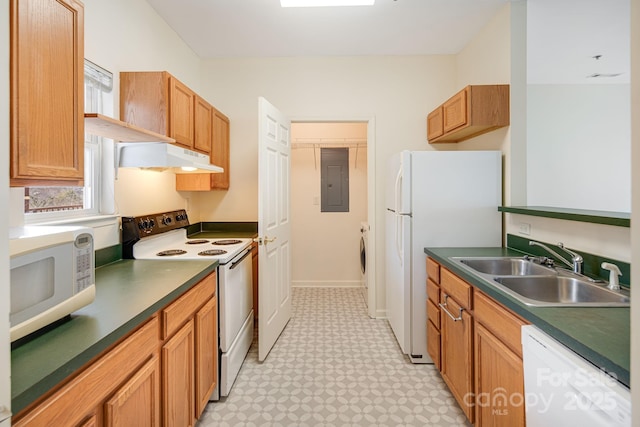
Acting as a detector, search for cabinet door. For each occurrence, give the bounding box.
[475,323,525,427]
[195,296,218,418]
[252,241,259,320]
[194,95,214,155]
[162,320,195,427]
[169,76,195,148]
[426,107,444,141]
[210,108,230,189]
[10,0,84,186]
[442,87,468,133]
[440,295,474,423]
[426,319,441,370]
[105,355,161,427]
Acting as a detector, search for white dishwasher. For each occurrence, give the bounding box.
[521,325,630,426]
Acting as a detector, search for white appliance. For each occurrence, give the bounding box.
[122,210,253,399]
[9,226,96,342]
[385,150,501,363]
[359,222,369,307]
[117,142,224,173]
[521,325,631,426]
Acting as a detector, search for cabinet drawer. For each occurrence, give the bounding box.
[15,317,160,427]
[162,272,216,339]
[426,278,440,305]
[427,320,441,370]
[474,291,527,357]
[426,258,441,284]
[427,298,440,330]
[441,268,472,309]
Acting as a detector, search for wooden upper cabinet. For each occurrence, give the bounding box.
[210,108,230,189]
[426,107,444,141]
[10,0,85,187]
[427,85,509,143]
[194,95,214,154]
[442,89,468,133]
[169,77,196,149]
[120,71,211,155]
[175,107,230,191]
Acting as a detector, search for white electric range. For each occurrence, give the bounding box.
[122,210,254,399]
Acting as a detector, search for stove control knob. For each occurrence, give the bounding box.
[162,216,172,226]
[149,218,156,228]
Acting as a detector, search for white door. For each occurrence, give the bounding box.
[257,97,292,361]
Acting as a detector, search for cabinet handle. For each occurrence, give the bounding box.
[439,294,464,322]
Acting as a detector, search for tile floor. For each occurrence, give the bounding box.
[196,287,470,427]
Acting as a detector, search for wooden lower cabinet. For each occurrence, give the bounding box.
[427,259,528,426]
[195,296,218,416]
[440,295,474,423]
[474,290,527,427]
[14,272,219,427]
[163,320,196,427]
[104,355,161,427]
[14,318,160,427]
[475,324,524,427]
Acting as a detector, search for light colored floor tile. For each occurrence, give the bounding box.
[197,287,470,427]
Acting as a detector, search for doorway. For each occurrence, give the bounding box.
[289,121,375,316]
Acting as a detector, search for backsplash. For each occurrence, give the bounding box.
[507,234,631,287]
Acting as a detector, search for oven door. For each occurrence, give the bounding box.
[218,246,254,352]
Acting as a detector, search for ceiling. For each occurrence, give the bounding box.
[145,0,510,58]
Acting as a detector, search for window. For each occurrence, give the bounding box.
[25,60,113,222]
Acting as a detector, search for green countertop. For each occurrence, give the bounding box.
[424,247,630,388]
[11,258,218,414]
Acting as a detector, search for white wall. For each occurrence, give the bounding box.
[194,55,457,315]
[455,3,512,207]
[290,123,367,287]
[527,84,630,211]
[1,0,11,417]
[504,1,632,260]
[83,0,203,218]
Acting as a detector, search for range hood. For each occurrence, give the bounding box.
[117,142,223,173]
[85,113,223,173]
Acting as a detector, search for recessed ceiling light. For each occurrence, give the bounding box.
[281,0,375,7]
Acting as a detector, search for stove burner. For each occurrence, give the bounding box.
[212,239,242,245]
[156,249,187,256]
[185,239,210,245]
[198,249,228,256]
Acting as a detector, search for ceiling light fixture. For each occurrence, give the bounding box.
[280,0,375,7]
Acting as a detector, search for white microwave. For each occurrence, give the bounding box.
[9,225,96,342]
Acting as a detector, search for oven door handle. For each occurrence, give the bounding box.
[229,247,253,270]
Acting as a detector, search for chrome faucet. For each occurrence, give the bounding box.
[529,241,583,274]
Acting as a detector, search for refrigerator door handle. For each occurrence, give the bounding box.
[394,168,403,214]
[395,213,403,264]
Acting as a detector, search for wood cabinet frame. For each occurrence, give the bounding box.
[427,85,509,144]
[428,259,529,426]
[10,0,85,187]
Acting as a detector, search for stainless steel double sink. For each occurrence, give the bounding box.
[450,257,630,307]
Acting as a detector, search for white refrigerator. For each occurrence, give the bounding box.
[385,150,502,363]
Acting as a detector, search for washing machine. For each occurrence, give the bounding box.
[360,222,369,307]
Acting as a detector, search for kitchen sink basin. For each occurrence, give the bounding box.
[448,256,629,307]
[453,257,556,276]
[493,276,630,307]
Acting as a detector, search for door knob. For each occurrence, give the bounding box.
[253,236,277,245]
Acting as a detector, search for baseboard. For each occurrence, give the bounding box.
[292,280,362,288]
